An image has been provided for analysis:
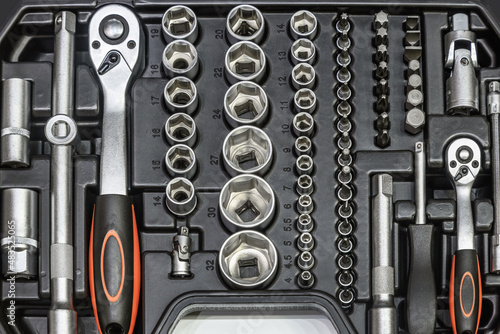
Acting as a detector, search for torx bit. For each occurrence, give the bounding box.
[375,79,390,96]
[373,11,389,30]
[376,112,391,131]
[375,44,389,63]
[375,61,389,80]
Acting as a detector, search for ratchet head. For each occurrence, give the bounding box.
[445,138,481,189]
[88,5,144,93]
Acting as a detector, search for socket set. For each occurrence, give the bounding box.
[1,0,500,333]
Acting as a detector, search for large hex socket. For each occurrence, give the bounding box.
[226,5,265,45]
[224,81,269,127]
[222,126,273,176]
[1,79,31,167]
[162,5,198,43]
[219,174,275,232]
[1,188,38,278]
[218,230,278,289]
[164,77,199,114]
[164,113,197,147]
[165,144,197,179]
[165,177,197,216]
[162,40,199,79]
[290,10,318,40]
[225,41,266,84]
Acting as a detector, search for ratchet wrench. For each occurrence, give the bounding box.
[88,5,144,334]
[445,138,482,334]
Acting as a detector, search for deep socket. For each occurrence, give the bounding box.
[1,78,31,167]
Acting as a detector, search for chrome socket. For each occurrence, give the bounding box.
[164,77,199,114]
[298,251,315,271]
[294,136,313,156]
[292,63,316,90]
[164,113,197,147]
[298,232,314,251]
[219,230,278,289]
[291,38,316,65]
[1,79,31,168]
[290,10,318,40]
[297,270,315,289]
[295,155,314,175]
[165,144,197,179]
[293,112,314,137]
[162,40,199,79]
[297,194,314,214]
[165,177,197,216]
[294,88,317,114]
[222,126,273,176]
[224,81,269,127]
[296,174,314,195]
[226,5,265,45]
[225,41,266,84]
[162,5,198,43]
[219,174,275,232]
[1,188,38,278]
[297,214,314,233]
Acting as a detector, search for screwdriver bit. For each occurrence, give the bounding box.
[405,108,425,134]
[376,129,391,148]
[373,11,389,30]
[405,16,420,31]
[375,61,389,79]
[336,13,351,33]
[376,112,391,131]
[375,79,390,96]
[374,27,388,46]
[375,94,390,113]
[375,44,388,63]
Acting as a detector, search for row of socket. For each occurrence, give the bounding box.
[333,13,357,310]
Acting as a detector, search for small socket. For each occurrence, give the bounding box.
[225,41,266,84]
[164,77,198,114]
[291,38,316,65]
[295,155,314,175]
[297,270,315,289]
[297,194,314,214]
[292,112,314,137]
[291,63,316,90]
[297,214,314,233]
[219,174,275,232]
[294,136,312,156]
[298,251,315,271]
[162,5,198,43]
[298,232,314,251]
[294,88,317,114]
[165,144,197,179]
[296,174,314,195]
[165,113,197,147]
[226,5,265,44]
[165,177,197,216]
[290,10,318,40]
[222,126,273,176]
[162,40,199,79]
[224,81,268,127]
[219,230,278,289]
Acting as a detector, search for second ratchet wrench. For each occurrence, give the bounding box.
[446,138,482,334]
[88,5,144,334]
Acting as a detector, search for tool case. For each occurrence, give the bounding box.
[1,0,500,333]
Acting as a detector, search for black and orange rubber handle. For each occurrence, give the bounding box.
[449,249,482,334]
[89,194,140,334]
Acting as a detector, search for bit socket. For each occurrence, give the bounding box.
[337,166,353,185]
[337,84,352,101]
[376,112,391,131]
[336,101,352,117]
[337,237,354,253]
[338,270,355,287]
[338,148,352,167]
[336,48,352,67]
[336,66,352,84]
[339,289,355,305]
[337,219,353,236]
[336,32,351,50]
[373,11,389,30]
[375,94,390,113]
[374,44,388,63]
[336,116,352,133]
[376,129,391,148]
[375,79,389,96]
[337,132,352,150]
[375,61,389,80]
[374,27,388,46]
[338,254,354,270]
[406,89,424,110]
[405,108,425,134]
[336,13,351,34]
